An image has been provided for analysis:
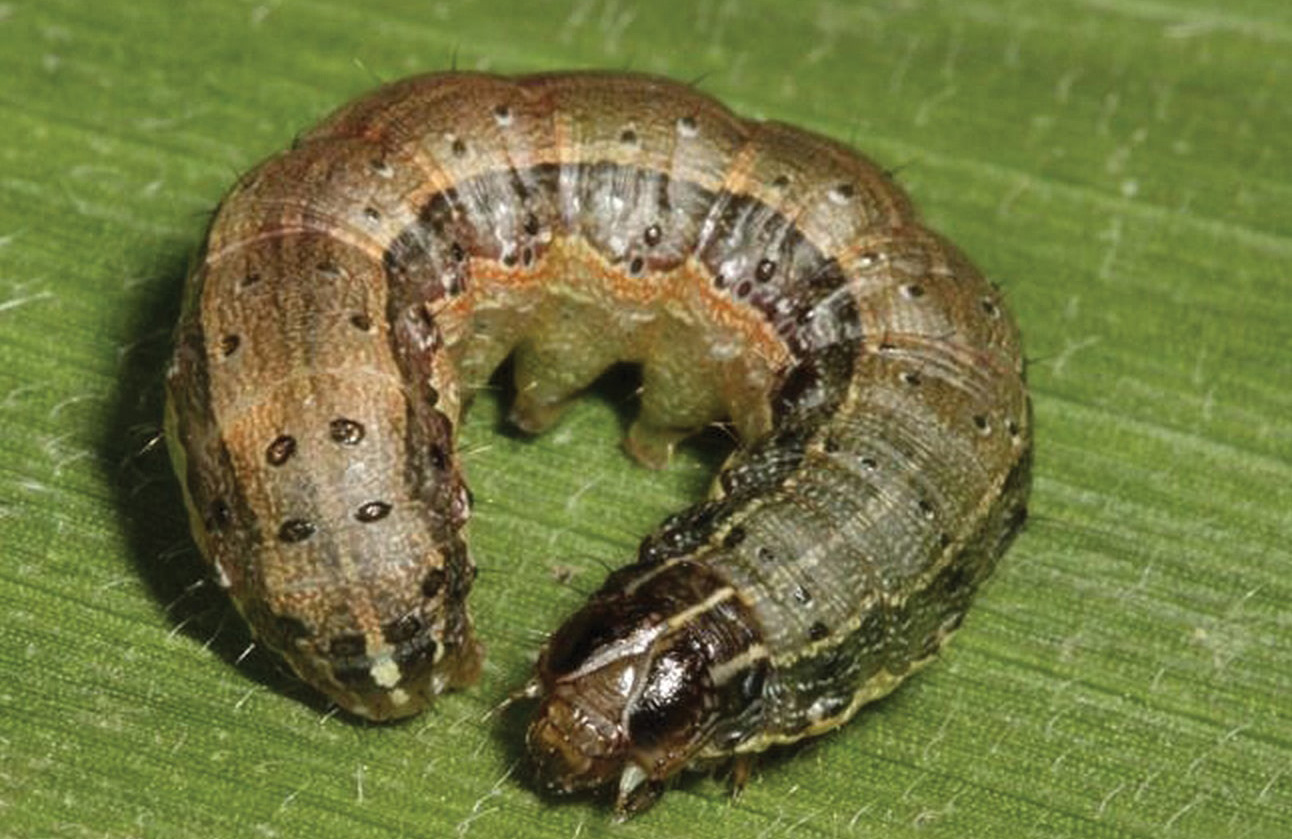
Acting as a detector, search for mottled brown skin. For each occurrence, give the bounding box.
[165,71,1030,810]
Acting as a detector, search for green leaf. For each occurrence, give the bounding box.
[1,1,1288,837]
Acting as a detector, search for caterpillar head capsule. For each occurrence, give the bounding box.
[525,594,720,816]
[525,560,764,817]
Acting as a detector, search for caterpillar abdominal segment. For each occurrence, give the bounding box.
[164,71,1031,814]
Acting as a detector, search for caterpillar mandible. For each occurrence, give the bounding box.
[164,71,1031,815]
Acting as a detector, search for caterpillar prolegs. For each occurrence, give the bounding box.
[164,71,1031,816]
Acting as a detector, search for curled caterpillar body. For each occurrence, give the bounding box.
[164,71,1031,807]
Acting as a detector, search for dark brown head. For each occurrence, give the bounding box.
[525,565,750,816]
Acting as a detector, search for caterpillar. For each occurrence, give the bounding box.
[164,71,1031,816]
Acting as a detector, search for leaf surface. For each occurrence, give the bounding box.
[0,1,1288,837]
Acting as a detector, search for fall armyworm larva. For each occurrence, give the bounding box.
[165,71,1031,816]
